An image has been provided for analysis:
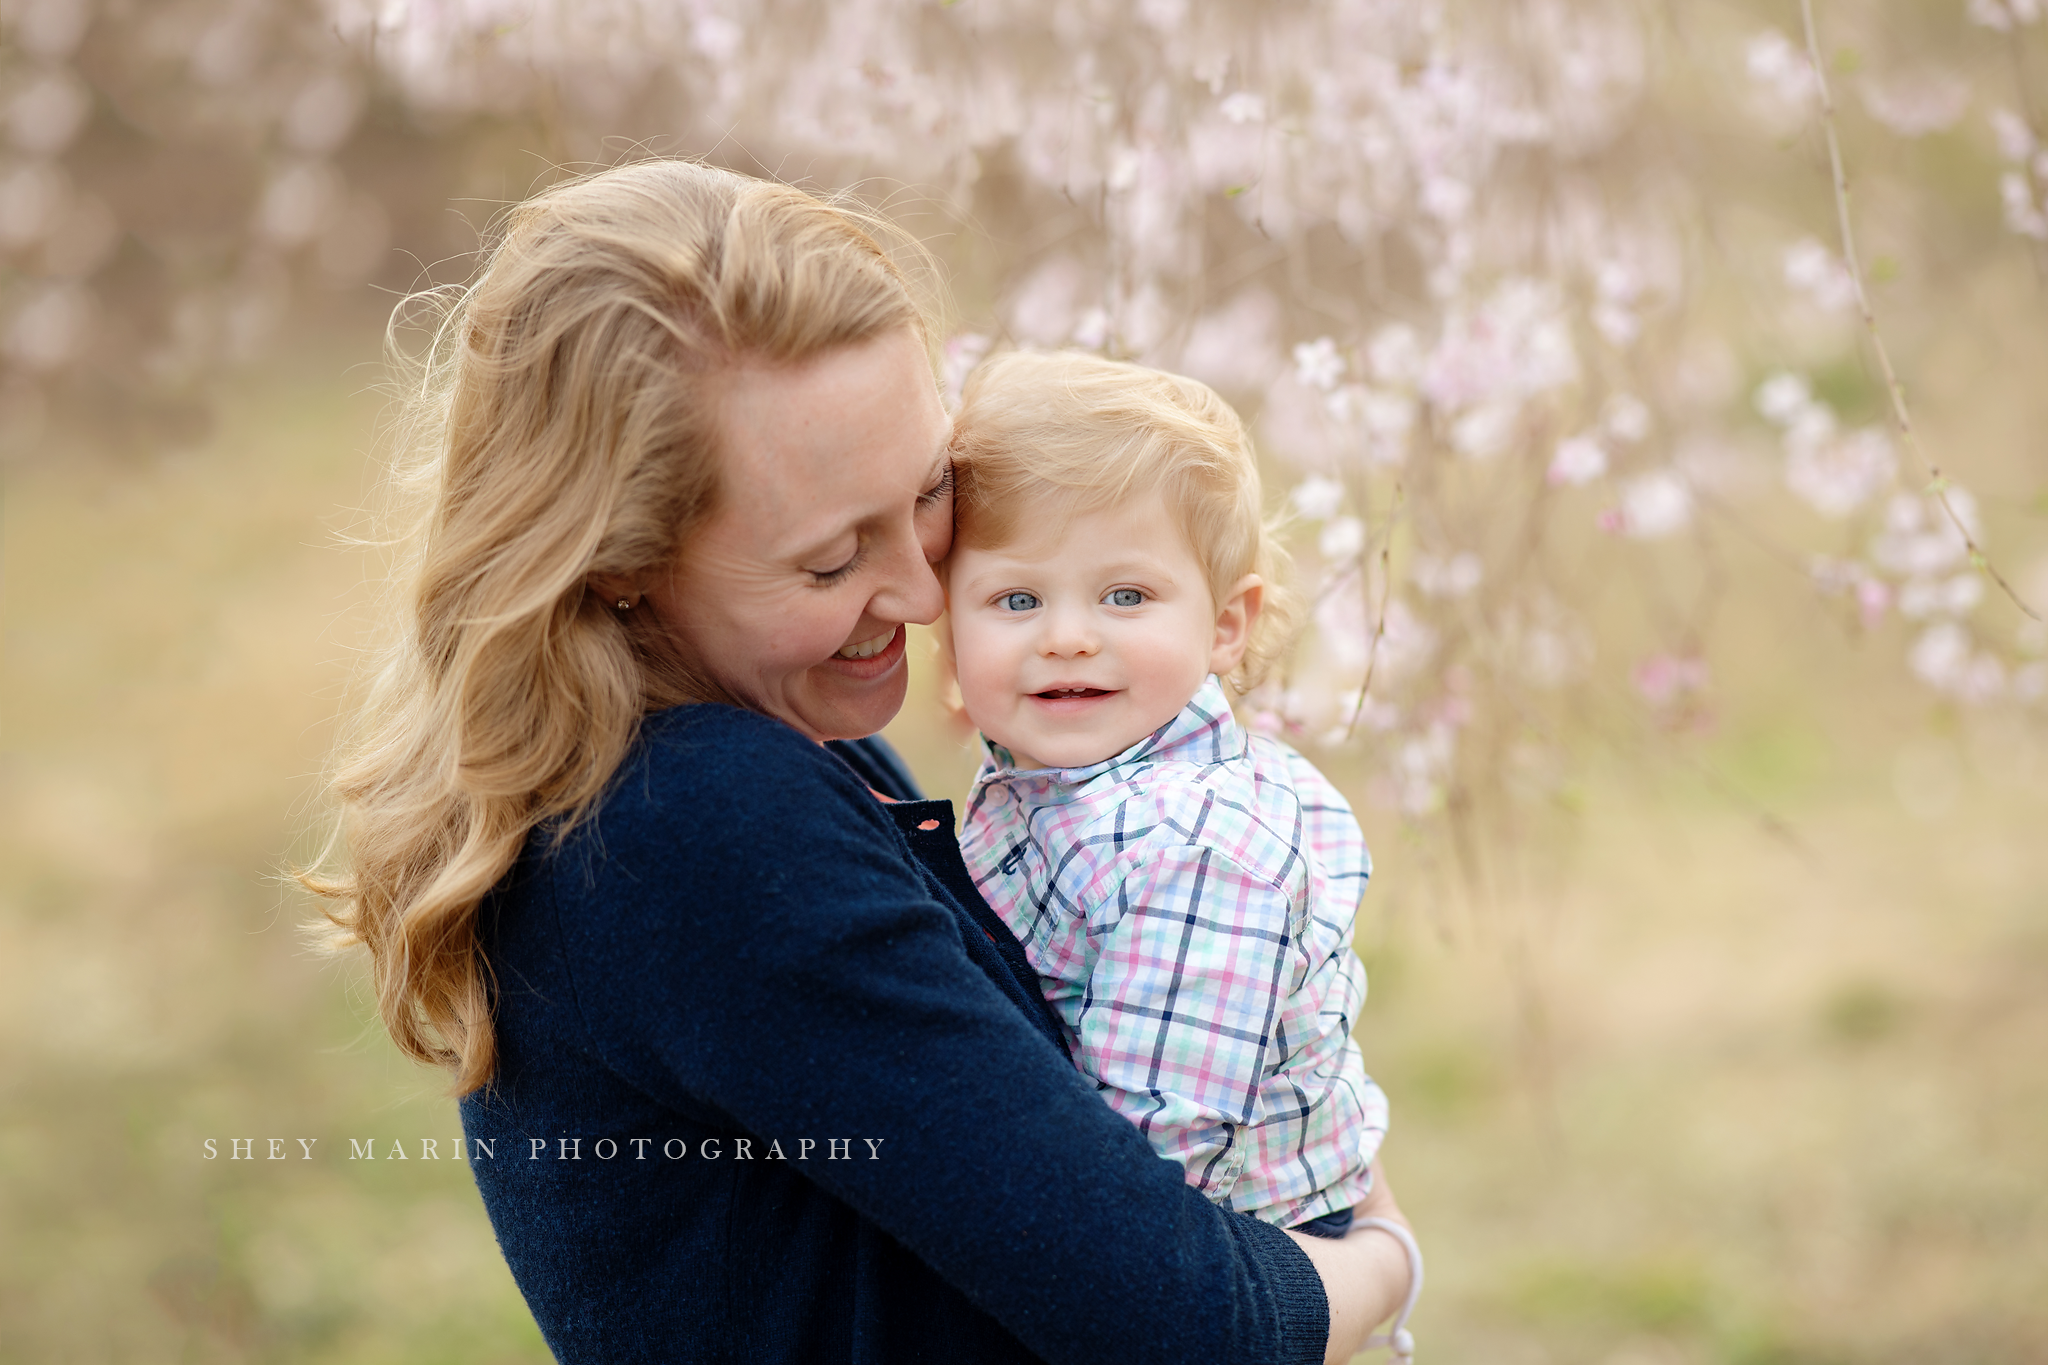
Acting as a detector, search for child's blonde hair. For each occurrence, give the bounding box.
[950,349,1301,693]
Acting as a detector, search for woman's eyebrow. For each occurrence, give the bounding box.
[784,445,953,564]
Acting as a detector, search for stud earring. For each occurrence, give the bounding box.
[615,598,632,612]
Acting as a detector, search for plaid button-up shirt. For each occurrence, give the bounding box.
[961,676,1388,1227]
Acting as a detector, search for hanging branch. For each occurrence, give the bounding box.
[1346,481,1407,739]
[1797,0,2042,624]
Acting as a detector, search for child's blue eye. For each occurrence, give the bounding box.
[1001,591,1041,612]
[1106,588,1144,607]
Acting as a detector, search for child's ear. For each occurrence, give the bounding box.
[1209,573,1263,677]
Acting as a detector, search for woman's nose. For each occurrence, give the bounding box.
[870,525,947,626]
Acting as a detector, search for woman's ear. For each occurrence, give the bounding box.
[1209,573,1264,676]
[588,573,641,609]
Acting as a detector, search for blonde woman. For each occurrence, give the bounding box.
[309,159,1414,1364]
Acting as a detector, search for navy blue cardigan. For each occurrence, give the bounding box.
[460,702,1327,1363]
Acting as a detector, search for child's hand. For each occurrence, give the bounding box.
[1284,1163,1415,1364]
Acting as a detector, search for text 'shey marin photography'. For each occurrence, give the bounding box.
[200,1137,890,1162]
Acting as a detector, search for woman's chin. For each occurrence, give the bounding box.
[792,639,911,741]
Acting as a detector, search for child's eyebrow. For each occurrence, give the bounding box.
[955,551,1186,586]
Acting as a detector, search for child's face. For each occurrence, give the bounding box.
[946,487,1259,770]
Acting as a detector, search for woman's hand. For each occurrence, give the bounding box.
[1284,1164,1416,1365]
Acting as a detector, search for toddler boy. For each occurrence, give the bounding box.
[947,350,1387,1234]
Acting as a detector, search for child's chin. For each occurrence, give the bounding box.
[1031,729,1141,770]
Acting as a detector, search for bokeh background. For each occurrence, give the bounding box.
[4,0,2047,1360]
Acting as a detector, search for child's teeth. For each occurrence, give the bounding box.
[836,629,894,660]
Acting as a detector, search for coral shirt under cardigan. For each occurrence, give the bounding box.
[458,702,1328,1364]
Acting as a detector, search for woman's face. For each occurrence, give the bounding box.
[645,327,954,743]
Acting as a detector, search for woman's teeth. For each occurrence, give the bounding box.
[835,628,896,660]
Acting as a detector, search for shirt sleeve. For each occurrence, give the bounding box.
[552,711,1328,1365]
[1068,839,1299,1202]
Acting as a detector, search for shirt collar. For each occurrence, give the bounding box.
[979,674,1244,787]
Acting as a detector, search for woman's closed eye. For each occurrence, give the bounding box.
[917,463,955,507]
[808,546,864,585]
[999,590,1041,612]
[1104,588,1145,607]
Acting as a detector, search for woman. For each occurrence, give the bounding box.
[310,159,1415,1363]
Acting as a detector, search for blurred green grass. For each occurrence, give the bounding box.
[3,339,2046,1362]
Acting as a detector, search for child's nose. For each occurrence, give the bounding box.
[1039,604,1098,657]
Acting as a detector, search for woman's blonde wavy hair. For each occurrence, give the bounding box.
[949,349,1303,693]
[303,160,933,1096]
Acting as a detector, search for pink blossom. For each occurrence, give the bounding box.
[1783,238,1858,313]
[1785,425,1895,519]
[11,0,91,58]
[1619,471,1693,539]
[1219,92,1265,125]
[1548,433,1608,485]
[1898,574,1984,619]
[1856,578,1892,628]
[1366,324,1423,385]
[1754,371,1814,425]
[1421,278,1579,415]
[1291,476,1345,522]
[1602,393,1652,443]
[1871,491,1976,578]
[1412,551,1482,597]
[2000,172,2048,240]
[1071,307,1111,350]
[1908,622,1972,690]
[1746,30,1817,109]
[1992,109,2037,162]
[1319,516,1366,561]
[285,73,366,154]
[3,281,93,371]
[6,68,92,156]
[1449,401,1517,459]
[1969,0,2021,31]
[1006,257,1085,345]
[1177,291,1281,391]
[0,161,68,249]
[1858,69,1969,138]
[1292,336,1345,391]
[1592,301,1638,347]
[1633,654,1710,707]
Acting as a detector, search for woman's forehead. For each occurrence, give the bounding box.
[708,334,949,552]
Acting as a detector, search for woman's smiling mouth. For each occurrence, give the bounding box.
[835,628,898,660]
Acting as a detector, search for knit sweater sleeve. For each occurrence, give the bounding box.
[546,705,1328,1365]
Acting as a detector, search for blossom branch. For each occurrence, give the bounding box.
[1345,483,1406,740]
[1798,0,2042,623]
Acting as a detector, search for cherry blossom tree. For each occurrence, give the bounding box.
[5,0,2042,832]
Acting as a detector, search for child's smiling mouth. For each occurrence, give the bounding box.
[1032,687,1113,700]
